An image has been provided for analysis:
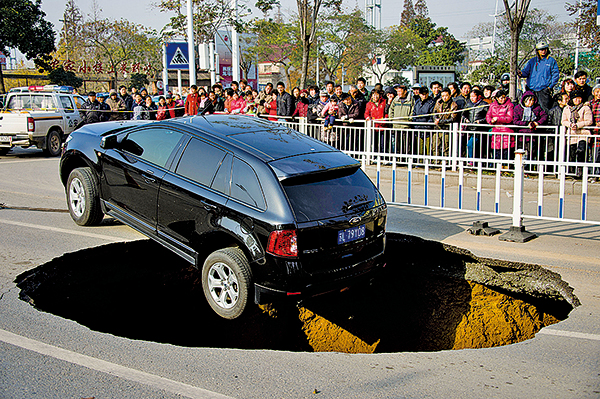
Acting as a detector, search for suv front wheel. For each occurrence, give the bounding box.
[66,167,104,226]
[202,247,252,319]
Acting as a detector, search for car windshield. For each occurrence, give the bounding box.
[281,166,383,222]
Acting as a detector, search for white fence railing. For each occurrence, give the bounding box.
[266,116,600,227]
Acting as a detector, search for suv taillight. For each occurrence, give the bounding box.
[27,117,35,132]
[267,230,298,257]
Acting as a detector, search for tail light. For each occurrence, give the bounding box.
[267,230,298,257]
[27,117,35,132]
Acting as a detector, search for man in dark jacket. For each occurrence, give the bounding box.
[80,92,103,126]
[412,86,435,155]
[339,93,361,150]
[118,85,134,119]
[463,89,489,159]
[574,70,593,103]
[199,91,225,115]
[275,81,294,119]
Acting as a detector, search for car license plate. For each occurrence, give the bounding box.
[337,224,366,245]
[0,136,12,144]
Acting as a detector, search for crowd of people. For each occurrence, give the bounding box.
[78,41,600,179]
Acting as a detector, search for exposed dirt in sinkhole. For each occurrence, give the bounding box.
[15,233,578,353]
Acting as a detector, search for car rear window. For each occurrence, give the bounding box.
[281,166,382,222]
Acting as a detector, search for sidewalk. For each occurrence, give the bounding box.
[363,163,600,196]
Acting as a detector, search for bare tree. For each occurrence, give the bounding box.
[502,0,532,100]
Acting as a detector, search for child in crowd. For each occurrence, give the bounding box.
[321,96,339,130]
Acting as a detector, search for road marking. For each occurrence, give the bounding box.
[0,329,234,399]
[538,328,600,341]
[0,218,133,241]
[0,158,57,165]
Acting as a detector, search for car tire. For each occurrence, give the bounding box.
[201,247,252,319]
[43,130,62,157]
[66,167,104,226]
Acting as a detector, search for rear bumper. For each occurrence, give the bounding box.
[0,133,35,147]
[253,253,385,304]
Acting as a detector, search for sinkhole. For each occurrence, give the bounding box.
[15,233,579,353]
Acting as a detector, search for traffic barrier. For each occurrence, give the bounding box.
[269,117,600,228]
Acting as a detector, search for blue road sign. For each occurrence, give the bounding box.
[166,42,190,70]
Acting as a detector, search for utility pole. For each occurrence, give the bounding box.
[574,0,582,74]
[187,0,196,86]
[231,0,240,82]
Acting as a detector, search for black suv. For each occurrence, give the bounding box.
[60,115,387,319]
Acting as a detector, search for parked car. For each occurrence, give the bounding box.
[0,85,85,156]
[59,115,387,319]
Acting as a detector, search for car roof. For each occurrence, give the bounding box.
[78,115,359,179]
[174,115,337,161]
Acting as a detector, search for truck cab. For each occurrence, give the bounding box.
[0,85,85,156]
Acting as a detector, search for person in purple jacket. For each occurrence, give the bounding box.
[513,91,548,162]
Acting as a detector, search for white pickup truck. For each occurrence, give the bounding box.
[0,85,86,156]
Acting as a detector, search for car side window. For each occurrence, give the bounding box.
[60,96,75,113]
[175,138,226,187]
[121,128,184,168]
[212,153,232,195]
[231,158,265,210]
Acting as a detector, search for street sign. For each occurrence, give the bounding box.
[165,42,190,70]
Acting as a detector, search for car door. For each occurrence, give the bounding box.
[59,95,81,133]
[157,137,231,254]
[100,127,185,233]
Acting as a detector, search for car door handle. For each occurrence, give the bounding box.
[143,170,156,183]
[200,200,217,211]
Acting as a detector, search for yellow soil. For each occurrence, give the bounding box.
[297,281,559,353]
[452,281,559,350]
[299,307,380,353]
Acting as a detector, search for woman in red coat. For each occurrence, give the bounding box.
[364,90,387,152]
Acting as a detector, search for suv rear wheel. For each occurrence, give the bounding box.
[201,247,252,319]
[67,167,104,226]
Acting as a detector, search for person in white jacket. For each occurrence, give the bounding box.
[562,90,593,178]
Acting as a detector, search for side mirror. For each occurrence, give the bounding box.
[100,135,118,150]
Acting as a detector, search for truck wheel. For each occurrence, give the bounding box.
[0,148,9,156]
[43,130,62,157]
[66,167,104,226]
[202,247,252,320]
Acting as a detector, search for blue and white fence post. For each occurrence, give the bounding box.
[499,149,537,242]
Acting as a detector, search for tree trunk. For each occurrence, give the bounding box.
[509,31,519,102]
[300,36,310,89]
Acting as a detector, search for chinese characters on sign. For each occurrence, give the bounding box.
[49,59,154,75]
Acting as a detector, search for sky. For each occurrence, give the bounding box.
[39,0,574,41]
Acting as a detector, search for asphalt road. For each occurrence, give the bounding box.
[1,148,599,399]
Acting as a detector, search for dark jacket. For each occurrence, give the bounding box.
[199,98,225,115]
[339,99,361,125]
[276,91,294,117]
[413,96,435,128]
[462,99,488,130]
[141,103,158,120]
[547,105,564,126]
[119,93,134,119]
[81,99,103,124]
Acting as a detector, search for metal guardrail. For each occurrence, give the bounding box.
[269,116,600,229]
